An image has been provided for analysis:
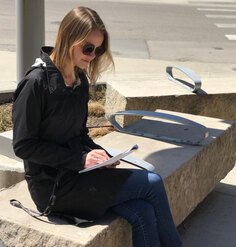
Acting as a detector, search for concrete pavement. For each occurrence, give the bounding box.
[179,169,236,247]
[1,49,236,92]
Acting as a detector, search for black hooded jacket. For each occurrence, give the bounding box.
[12,47,131,220]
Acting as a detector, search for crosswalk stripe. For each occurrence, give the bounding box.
[189,0,236,7]
[215,23,236,28]
[225,35,236,40]
[205,14,236,19]
[195,4,236,41]
[198,8,236,12]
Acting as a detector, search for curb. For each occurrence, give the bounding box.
[0,91,14,104]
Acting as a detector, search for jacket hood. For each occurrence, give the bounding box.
[13,47,89,101]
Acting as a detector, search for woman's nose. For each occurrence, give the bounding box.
[89,50,96,59]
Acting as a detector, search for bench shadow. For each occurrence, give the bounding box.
[46,211,117,228]
[173,78,208,95]
[123,118,230,148]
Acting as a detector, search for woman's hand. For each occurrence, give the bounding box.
[84,149,110,168]
[84,149,120,169]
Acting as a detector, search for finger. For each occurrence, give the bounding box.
[113,160,120,166]
[105,165,114,169]
[93,154,109,163]
[88,150,107,159]
[93,149,110,159]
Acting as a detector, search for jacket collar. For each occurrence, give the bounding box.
[40,46,89,95]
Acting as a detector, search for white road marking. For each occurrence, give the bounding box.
[215,23,236,28]
[205,14,236,19]
[196,4,236,42]
[198,8,236,12]
[189,0,236,8]
[225,35,236,40]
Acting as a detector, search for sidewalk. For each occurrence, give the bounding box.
[88,0,236,6]
[179,166,236,247]
[0,51,17,93]
[1,50,236,91]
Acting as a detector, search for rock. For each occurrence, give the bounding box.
[105,74,236,126]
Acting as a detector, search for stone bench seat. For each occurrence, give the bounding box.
[0,181,132,247]
[0,110,235,247]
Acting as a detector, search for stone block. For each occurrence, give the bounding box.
[0,111,235,246]
[0,155,24,189]
[0,181,132,247]
[0,131,24,189]
[96,110,236,225]
[0,91,14,104]
[104,74,236,126]
[0,131,21,161]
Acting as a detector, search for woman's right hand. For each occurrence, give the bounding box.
[84,149,110,168]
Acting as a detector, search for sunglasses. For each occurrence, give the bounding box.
[82,43,105,57]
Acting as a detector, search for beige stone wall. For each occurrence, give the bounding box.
[165,123,236,225]
[105,83,236,127]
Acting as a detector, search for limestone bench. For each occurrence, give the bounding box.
[0,131,24,189]
[104,72,236,127]
[0,110,235,247]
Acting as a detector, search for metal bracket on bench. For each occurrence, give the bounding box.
[103,147,155,171]
[109,110,209,146]
[166,66,201,93]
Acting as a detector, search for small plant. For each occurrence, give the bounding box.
[89,84,106,105]
[88,101,105,117]
[0,87,112,139]
[88,121,114,139]
[0,103,13,133]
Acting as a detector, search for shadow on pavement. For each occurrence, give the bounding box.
[178,182,236,247]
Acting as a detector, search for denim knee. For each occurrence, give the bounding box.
[111,199,157,228]
[125,200,157,227]
[148,172,163,187]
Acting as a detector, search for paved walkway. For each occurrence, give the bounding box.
[179,166,236,247]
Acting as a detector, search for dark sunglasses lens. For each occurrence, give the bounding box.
[95,46,105,57]
[83,44,94,55]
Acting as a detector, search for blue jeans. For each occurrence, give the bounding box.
[108,169,182,247]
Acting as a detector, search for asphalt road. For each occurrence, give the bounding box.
[1,0,236,64]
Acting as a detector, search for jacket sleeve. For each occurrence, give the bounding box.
[12,77,85,171]
[80,111,104,150]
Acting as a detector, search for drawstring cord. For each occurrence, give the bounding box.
[10,171,60,223]
[9,171,93,225]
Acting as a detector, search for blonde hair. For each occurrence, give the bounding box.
[51,6,114,84]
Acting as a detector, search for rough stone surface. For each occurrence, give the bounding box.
[0,131,25,190]
[0,169,24,190]
[0,110,235,247]
[0,91,14,104]
[0,131,21,162]
[0,181,132,247]
[0,155,24,189]
[97,110,236,225]
[105,75,236,126]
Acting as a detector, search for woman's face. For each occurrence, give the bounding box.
[72,29,104,69]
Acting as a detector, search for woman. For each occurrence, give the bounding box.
[12,6,182,247]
